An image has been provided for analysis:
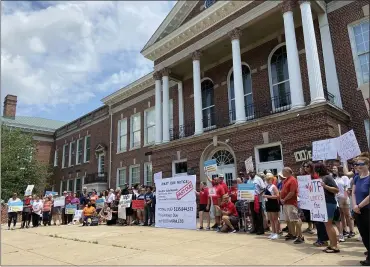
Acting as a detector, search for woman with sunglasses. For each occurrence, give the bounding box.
[352,157,370,266]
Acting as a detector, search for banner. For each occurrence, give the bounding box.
[312,138,338,161]
[53,196,65,207]
[338,130,361,161]
[309,179,328,222]
[95,198,105,209]
[155,202,197,230]
[73,210,83,222]
[45,191,58,197]
[297,175,313,210]
[244,157,254,173]
[8,201,23,212]
[156,175,196,203]
[120,194,132,208]
[25,185,34,196]
[132,200,145,210]
[65,204,77,215]
[204,159,217,173]
[237,184,255,201]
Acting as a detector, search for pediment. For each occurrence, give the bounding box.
[95,143,107,152]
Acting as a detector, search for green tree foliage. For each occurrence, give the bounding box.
[1,125,52,200]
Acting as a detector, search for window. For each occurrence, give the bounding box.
[268,44,291,110]
[228,64,254,121]
[54,149,58,167]
[98,154,105,175]
[62,144,68,168]
[117,167,127,188]
[144,162,153,185]
[201,79,215,129]
[258,145,282,163]
[349,19,369,85]
[172,159,188,177]
[144,108,155,145]
[117,118,128,153]
[69,141,75,167]
[204,0,215,9]
[75,178,81,194]
[130,113,141,149]
[68,180,74,192]
[129,165,140,186]
[76,138,83,165]
[84,136,91,162]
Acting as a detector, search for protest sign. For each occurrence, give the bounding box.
[297,175,313,210]
[73,210,83,222]
[25,185,34,196]
[118,204,126,219]
[309,179,328,222]
[244,157,254,173]
[96,198,105,209]
[120,194,132,208]
[132,200,145,210]
[154,172,162,183]
[45,191,58,197]
[155,202,197,230]
[65,204,77,215]
[312,138,338,161]
[237,184,255,201]
[7,201,23,212]
[209,187,216,197]
[156,175,196,203]
[338,130,361,161]
[53,196,65,207]
[204,159,217,173]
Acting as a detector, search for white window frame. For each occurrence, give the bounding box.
[144,107,156,146]
[98,154,105,174]
[129,164,141,187]
[172,159,188,177]
[130,113,141,149]
[53,149,58,167]
[76,138,83,165]
[144,162,153,185]
[348,17,370,87]
[117,118,128,153]
[116,167,127,188]
[268,43,291,111]
[84,135,91,163]
[62,144,68,168]
[68,141,75,167]
[201,78,216,130]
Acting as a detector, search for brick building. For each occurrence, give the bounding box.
[9,1,370,194]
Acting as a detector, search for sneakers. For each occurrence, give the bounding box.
[230,229,237,233]
[198,226,204,231]
[285,234,296,241]
[293,236,305,244]
[206,227,211,231]
[271,233,279,240]
[348,231,356,238]
[339,235,345,242]
[211,224,218,229]
[268,233,274,239]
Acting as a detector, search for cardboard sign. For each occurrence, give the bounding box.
[297,175,313,210]
[25,185,34,196]
[244,157,254,173]
[65,204,77,215]
[312,138,338,161]
[132,200,145,210]
[204,159,217,173]
[338,130,361,161]
[118,204,126,219]
[237,184,255,201]
[120,194,132,208]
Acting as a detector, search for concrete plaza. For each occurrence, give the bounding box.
[1,223,366,266]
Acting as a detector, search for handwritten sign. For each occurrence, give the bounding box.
[95,198,105,209]
[25,185,34,196]
[65,204,77,215]
[297,175,313,210]
[244,157,254,173]
[120,194,132,208]
[132,200,145,210]
[237,184,255,201]
[309,179,328,222]
[338,130,361,161]
[312,138,338,161]
[53,196,65,207]
[204,159,217,173]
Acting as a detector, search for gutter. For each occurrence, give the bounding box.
[108,105,113,189]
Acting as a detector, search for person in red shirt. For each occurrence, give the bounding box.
[228,180,238,204]
[218,174,229,194]
[207,176,225,229]
[195,181,210,230]
[216,194,239,233]
[280,167,304,244]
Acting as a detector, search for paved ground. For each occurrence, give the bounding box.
[1,223,366,266]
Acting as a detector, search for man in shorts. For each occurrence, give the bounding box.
[280,167,304,244]
[207,176,225,230]
[217,194,239,233]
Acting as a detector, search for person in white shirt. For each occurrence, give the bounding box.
[247,171,266,235]
[7,193,21,230]
[31,195,43,227]
[106,189,116,207]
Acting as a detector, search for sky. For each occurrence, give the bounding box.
[1,1,176,122]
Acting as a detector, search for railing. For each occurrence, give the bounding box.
[324,90,335,106]
[84,172,108,184]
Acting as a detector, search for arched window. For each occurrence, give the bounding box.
[268,44,291,110]
[228,64,254,122]
[201,79,215,129]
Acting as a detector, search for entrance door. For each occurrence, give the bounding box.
[256,161,284,176]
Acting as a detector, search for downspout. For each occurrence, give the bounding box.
[108,104,113,189]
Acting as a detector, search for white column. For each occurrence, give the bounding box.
[178,81,185,137]
[154,72,162,144]
[229,29,246,123]
[192,51,203,135]
[319,12,343,108]
[300,1,326,104]
[282,1,305,109]
[162,69,170,143]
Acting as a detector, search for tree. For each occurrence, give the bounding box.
[1,125,52,200]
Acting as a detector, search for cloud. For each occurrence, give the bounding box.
[1,1,175,120]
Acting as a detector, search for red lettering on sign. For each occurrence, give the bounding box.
[176,181,194,200]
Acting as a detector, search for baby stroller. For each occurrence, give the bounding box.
[235,200,250,232]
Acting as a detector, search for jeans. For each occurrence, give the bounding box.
[144,205,152,225]
[42,211,51,225]
[150,206,155,225]
[250,202,264,234]
[316,221,329,242]
[8,212,17,228]
[354,208,369,261]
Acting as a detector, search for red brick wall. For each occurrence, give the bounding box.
[35,140,54,165]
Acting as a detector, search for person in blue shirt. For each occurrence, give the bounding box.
[144,186,154,226]
[151,186,156,227]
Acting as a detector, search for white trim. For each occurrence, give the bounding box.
[98,154,105,174]
[130,112,141,149]
[327,0,355,13]
[75,138,83,165]
[53,149,58,167]
[347,17,370,87]
[254,141,284,165]
[68,141,75,167]
[62,144,68,168]
[60,180,63,195]
[32,136,54,142]
[83,135,91,163]
[172,158,188,177]
[117,118,128,153]
[144,162,153,185]
[129,164,141,187]
[144,107,156,146]
[200,77,214,84]
[116,167,127,188]
[201,79,215,129]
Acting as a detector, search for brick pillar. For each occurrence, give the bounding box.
[3,95,17,118]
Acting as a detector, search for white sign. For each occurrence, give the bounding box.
[244,157,254,173]
[155,202,197,230]
[53,196,65,207]
[297,175,313,210]
[118,204,126,219]
[73,210,83,222]
[338,130,361,161]
[120,194,132,208]
[309,179,328,222]
[312,138,338,161]
[25,185,34,196]
[154,172,162,183]
[156,175,196,203]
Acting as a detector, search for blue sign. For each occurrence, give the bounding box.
[204,159,217,173]
[238,184,255,191]
[237,183,255,201]
[45,191,58,196]
[204,159,217,167]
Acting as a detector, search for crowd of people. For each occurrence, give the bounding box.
[6,153,369,266]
